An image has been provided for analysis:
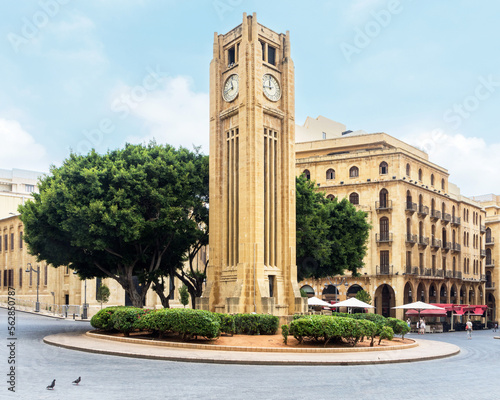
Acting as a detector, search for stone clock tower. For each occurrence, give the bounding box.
[198,13,306,316]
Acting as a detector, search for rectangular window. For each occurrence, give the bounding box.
[19,268,22,287]
[227,46,235,66]
[380,250,389,266]
[260,41,265,61]
[406,251,412,267]
[268,45,276,65]
[10,233,14,250]
[19,232,23,249]
[65,265,69,275]
[25,184,35,193]
[3,270,7,287]
[4,235,7,251]
[322,132,326,140]
[8,270,13,287]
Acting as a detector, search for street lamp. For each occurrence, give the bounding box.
[73,272,88,319]
[26,263,40,312]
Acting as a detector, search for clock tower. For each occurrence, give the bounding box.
[198,13,306,316]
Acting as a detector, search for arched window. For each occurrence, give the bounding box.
[379,161,388,175]
[300,285,315,298]
[467,209,469,222]
[452,230,456,244]
[418,168,423,181]
[406,218,412,235]
[303,169,310,180]
[431,198,435,212]
[486,248,492,265]
[349,192,359,205]
[464,209,466,220]
[431,174,435,186]
[486,227,492,242]
[464,232,467,246]
[379,189,389,208]
[326,168,335,180]
[442,202,446,216]
[419,221,424,238]
[349,166,359,178]
[326,194,335,201]
[380,217,389,241]
[442,228,447,243]
[441,178,445,190]
[452,206,455,218]
[406,163,411,176]
[419,194,423,206]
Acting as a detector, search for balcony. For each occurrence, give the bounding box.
[436,269,444,277]
[418,205,429,217]
[406,234,418,244]
[405,202,417,213]
[486,259,495,267]
[376,233,393,244]
[375,200,393,211]
[481,250,486,257]
[486,282,495,290]
[454,271,462,279]
[445,270,452,278]
[451,242,461,253]
[442,241,452,251]
[451,216,461,226]
[480,225,486,233]
[442,213,451,224]
[424,268,432,276]
[418,236,429,247]
[405,265,417,275]
[376,265,393,275]
[430,210,441,220]
[481,274,487,282]
[486,237,495,246]
[431,238,442,250]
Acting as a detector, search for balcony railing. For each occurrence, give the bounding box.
[486,282,495,289]
[406,234,418,244]
[451,242,461,252]
[405,265,416,275]
[445,270,452,278]
[430,210,441,220]
[424,268,432,276]
[418,236,429,246]
[376,265,393,275]
[486,259,495,267]
[376,233,393,243]
[405,202,418,213]
[480,225,486,233]
[454,271,462,279]
[481,250,486,257]
[436,269,444,277]
[442,241,452,251]
[431,238,442,249]
[451,216,461,226]
[481,274,487,282]
[375,200,393,211]
[442,213,451,223]
[418,205,429,216]
[486,237,495,245]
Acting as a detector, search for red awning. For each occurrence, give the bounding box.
[406,309,447,317]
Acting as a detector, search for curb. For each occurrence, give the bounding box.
[0,305,90,322]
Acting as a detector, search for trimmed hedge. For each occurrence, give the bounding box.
[90,306,123,331]
[111,307,151,336]
[233,314,279,335]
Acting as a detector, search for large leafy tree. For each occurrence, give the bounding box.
[296,175,370,281]
[19,142,208,308]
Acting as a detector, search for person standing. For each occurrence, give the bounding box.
[421,318,426,335]
[407,318,411,333]
[466,320,473,339]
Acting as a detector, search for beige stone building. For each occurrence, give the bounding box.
[0,168,44,219]
[199,13,305,315]
[295,116,487,320]
[472,194,500,321]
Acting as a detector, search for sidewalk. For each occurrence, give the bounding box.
[44,331,460,366]
[0,305,90,322]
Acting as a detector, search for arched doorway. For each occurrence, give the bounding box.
[487,293,496,321]
[375,284,395,317]
[347,284,363,298]
[439,283,448,303]
[404,282,413,303]
[417,282,426,302]
[300,284,315,298]
[379,189,389,208]
[322,284,338,302]
[450,284,458,304]
[429,283,438,303]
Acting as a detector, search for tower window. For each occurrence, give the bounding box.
[228,46,235,67]
[379,161,388,175]
[326,169,335,180]
[268,45,276,65]
[322,132,326,139]
[302,169,310,180]
[349,166,359,178]
[349,192,359,205]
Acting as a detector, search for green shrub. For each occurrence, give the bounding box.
[217,313,236,335]
[281,324,289,345]
[386,318,410,339]
[233,314,279,335]
[90,306,123,331]
[111,307,148,336]
[378,326,394,345]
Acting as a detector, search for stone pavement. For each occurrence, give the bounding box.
[44,330,460,366]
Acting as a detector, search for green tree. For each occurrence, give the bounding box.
[19,142,208,308]
[355,289,372,305]
[178,285,190,308]
[96,283,110,309]
[296,175,371,280]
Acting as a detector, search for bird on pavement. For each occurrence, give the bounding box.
[46,379,56,390]
[72,377,81,385]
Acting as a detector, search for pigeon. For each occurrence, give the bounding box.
[46,379,56,390]
[72,377,81,385]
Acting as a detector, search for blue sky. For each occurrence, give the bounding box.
[1,0,499,196]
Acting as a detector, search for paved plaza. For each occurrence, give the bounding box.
[1,308,499,399]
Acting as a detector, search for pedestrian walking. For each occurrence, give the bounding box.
[466,319,473,339]
[420,318,426,335]
[493,322,498,332]
[406,318,411,333]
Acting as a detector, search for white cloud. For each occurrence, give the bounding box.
[403,130,500,196]
[0,119,48,171]
[124,76,209,153]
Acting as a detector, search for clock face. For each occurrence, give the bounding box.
[262,74,281,101]
[223,74,239,102]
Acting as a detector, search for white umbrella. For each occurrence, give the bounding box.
[329,297,374,309]
[392,301,445,321]
[307,296,333,307]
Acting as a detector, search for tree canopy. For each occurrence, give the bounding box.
[296,174,371,281]
[19,142,208,308]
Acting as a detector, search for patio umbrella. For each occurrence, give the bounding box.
[392,301,445,321]
[307,296,333,307]
[329,297,374,309]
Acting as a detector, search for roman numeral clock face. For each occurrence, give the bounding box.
[223,74,239,102]
[263,74,281,102]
